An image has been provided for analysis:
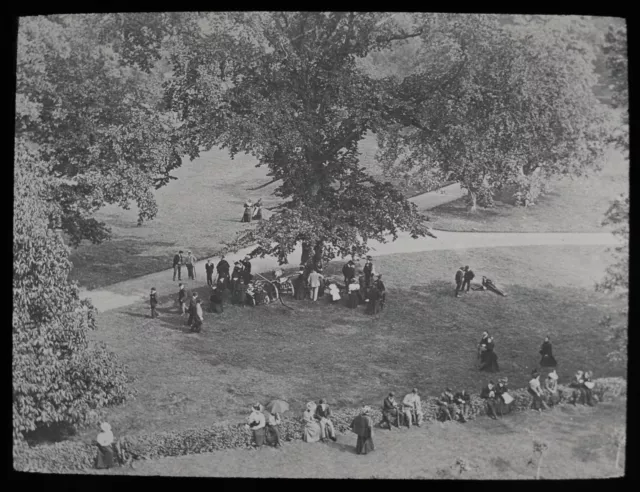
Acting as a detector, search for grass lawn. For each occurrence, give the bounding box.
[92,399,626,479]
[67,134,409,290]
[427,146,628,233]
[77,244,625,446]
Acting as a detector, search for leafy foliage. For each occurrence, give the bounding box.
[602,23,628,156]
[375,14,615,210]
[16,14,191,245]
[164,12,433,263]
[596,193,628,364]
[13,138,133,441]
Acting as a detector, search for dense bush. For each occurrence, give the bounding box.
[13,139,134,442]
[13,377,626,473]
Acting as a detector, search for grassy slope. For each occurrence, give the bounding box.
[69,134,387,289]
[92,400,626,479]
[80,244,625,444]
[428,146,628,233]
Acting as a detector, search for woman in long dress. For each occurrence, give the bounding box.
[351,406,375,455]
[302,402,322,443]
[95,422,115,469]
[479,337,500,372]
[246,404,266,448]
[253,199,263,220]
[539,336,557,367]
[241,203,253,223]
[264,411,283,448]
[347,279,360,309]
[210,286,224,314]
[294,271,306,300]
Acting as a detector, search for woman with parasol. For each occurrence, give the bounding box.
[351,406,375,455]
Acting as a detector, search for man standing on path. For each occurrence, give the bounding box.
[186,251,198,280]
[173,251,184,281]
[149,288,159,318]
[308,269,324,302]
[455,266,465,297]
[217,255,230,286]
[462,265,475,293]
[205,260,215,287]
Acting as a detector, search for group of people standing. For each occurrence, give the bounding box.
[241,199,264,223]
[476,332,558,375]
[172,250,199,282]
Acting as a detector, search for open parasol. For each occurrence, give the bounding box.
[265,399,290,414]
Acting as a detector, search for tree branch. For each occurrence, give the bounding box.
[375,28,424,44]
[247,178,281,190]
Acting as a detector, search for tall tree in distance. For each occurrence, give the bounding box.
[165,12,434,264]
[374,14,615,210]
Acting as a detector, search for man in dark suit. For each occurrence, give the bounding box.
[216,255,230,290]
[342,260,356,286]
[480,381,499,419]
[205,260,215,287]
[462,265,475,293]
[455,266,465,297]
[173,251,184,281]
[241,256,252,284]
[186,292,198,327]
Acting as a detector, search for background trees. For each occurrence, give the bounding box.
[374,14,615,211]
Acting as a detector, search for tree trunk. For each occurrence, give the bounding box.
[468,190,478,213]
[313,240,324,264]
[300,242,312,266]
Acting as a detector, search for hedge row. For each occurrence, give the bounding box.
[14,377,627,473]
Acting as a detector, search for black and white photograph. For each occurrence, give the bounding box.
[13,12,628,479]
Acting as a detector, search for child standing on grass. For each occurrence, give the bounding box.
[149,288,158,318]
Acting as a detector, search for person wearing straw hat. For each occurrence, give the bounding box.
[314,398,337,442]
[95,422,115,469]
[544,370,560,406]
[186,251,197,280]
[528,369,548,412]
[351,406,375,455]
[403,388,424,427]
[302,402,322,443]
[246,403,266,448]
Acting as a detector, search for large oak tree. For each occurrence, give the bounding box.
[164,12,435,265]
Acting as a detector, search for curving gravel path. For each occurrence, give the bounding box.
[78,182,618,312]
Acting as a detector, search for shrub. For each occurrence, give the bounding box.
[13,377,626,473]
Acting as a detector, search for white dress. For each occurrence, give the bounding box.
[328,284,341,301]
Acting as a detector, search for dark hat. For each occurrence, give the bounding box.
[412,388,418,393]
[488,380,495,385]
[389,391,395,397]
[192,292,198,297]
[366,256,372,260]
[445,387,452,392]
[150,287,156,291]
[464,265,470,270]
[179,250,183,253]
[319,398,326,404]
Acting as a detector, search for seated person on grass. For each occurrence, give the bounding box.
[453,389,471,422]
[480,381,500,420]
[494,378,513,415]
[402,388,424,428]
[381,392,401,430]
[437,388,458,422]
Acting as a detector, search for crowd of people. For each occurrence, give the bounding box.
[150,253,389,331]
